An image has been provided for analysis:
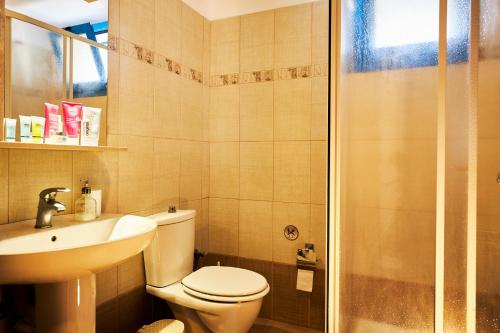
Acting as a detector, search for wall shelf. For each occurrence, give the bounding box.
[0,141,127,152]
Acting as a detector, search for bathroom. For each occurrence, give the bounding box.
[0,0,499,332]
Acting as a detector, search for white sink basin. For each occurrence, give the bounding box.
[0,214,157,284]
[0,214,157,333]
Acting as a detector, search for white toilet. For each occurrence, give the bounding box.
[143,210,270,333]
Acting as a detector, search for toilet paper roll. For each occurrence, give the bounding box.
[296,269,314,292]
[90,189,102,217]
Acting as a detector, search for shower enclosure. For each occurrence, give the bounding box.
[330,0,500,331]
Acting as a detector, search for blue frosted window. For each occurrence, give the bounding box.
[349,0,469,72]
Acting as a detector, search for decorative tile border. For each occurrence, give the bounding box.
[240,70,274,84]
[108,34,328,87]
[210,64,329,87]
[108,34,203,84]
[209,73,240,87]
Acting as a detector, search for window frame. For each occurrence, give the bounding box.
[351,0,470,72]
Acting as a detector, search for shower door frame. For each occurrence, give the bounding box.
[328,0,481,332]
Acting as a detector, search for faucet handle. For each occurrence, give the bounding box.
[39,187,71,200]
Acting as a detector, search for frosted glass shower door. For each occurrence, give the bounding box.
[337,0,439,331]
[333,0,500,331]
[477,0,500,330]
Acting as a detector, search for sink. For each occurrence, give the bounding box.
[0,214,157,332]
[0,214,156,284]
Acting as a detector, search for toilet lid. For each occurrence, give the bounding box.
[181,266,268,297]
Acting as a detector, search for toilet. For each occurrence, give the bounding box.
[143,210,270,333]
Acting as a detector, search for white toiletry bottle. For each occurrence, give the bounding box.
[75,179,97,222]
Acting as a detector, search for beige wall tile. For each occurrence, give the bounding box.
[200,198,210,252]
[275,40,312,69]
[107,51,120,135]
[240,142,273,201]
[73,152,119,214]
[210,85,239,141]
[311,103,327,141]
[240,44,274,73]
[154,69,180,139]
[274,78,311,141]
[209,198,239,255]
[0,150,7,224]
[119,0,154,49]
[153,139,181,211]
[273,202,310,265]
[156,0,182,26]
[118,92,154,137]
[211,17,240,45]
[119,56,154,136]
[182,32,204,71]
[240,82,273,141]
[312,0,329,64]
[312,76,328,105]
[274,4,312,68]
[119,54,153,97]
[275,4,312,42]
[180,141,202,203]
[181,2,204,40]
[210,41,240,75]
[108,0,120,35]
[180,199,208,252]
[312,34,328,66]
[117,254,145,295]
[155,0,182,59]
[9,150,73,222]
[241,11,274,48]
[180,79,203,140]
[311,141,327,204]
[239,200,273,261]
[116,135,153,214]
[274,141,311,203]
[310,204,326,269]
[210,17,240,75]
[96,267,118,306]
[210,142,239,198]
[202,86,211,141]
[203,19,212,79]
[240,11,274,72]
[202,142,210,198]
[180,197,200,213]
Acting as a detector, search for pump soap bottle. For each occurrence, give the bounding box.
[75,179,97,222]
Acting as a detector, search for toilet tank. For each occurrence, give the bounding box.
[143,210,196,287]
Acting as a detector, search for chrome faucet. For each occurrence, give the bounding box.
[35,187,71,229]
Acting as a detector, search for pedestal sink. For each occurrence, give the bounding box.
[0,214,157,332]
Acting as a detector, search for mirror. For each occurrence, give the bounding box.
[3,0,108,144]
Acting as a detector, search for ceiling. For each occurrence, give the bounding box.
[5,0,318,28]
[6,0,108,28]
[183,0,319,20]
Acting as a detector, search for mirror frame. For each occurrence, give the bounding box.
[1,2,109,144]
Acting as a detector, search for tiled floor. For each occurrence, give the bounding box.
[250,318,324,333]
[346,319,431,333]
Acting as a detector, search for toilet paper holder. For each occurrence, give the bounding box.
[297,243,318,271]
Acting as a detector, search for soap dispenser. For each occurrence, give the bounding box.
[75,179,97,222]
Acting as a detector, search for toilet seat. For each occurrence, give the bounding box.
[181,266,269,303]
[182,283,270,303]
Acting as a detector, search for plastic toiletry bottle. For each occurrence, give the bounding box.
[75,179,97,222]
